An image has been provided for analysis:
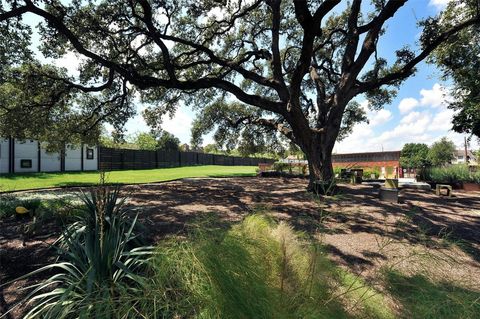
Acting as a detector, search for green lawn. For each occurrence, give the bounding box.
[0,165,257,192]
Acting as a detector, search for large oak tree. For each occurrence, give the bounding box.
[1,0,479,188]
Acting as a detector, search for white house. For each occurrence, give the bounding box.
[0,137,98,174]
[451,149,478,165]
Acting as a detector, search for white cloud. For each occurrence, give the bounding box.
[334,123,376,153]
[419,83,451,108]
[370,109,393,126]
[360,100,393,127]
[429,0,452,10]
[334,82,467,153]
[160,108,194,143]
[378,112,431,142]
[398,97,419,114]
[400,111,422,124]
[428,109,455,131]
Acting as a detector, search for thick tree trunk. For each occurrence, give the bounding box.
[302,133,335,191]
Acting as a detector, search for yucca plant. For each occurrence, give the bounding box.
[19,185,152,319]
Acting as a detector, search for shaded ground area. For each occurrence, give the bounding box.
[1,177,480,318]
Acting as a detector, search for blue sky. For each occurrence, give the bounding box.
[25,0,479,151]
[335,0,479,152]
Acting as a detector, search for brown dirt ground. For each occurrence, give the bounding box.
[1,177,480,318]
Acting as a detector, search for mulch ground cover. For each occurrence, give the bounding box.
[1,177,479,318]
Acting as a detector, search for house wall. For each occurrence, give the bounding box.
[40,147,61,172]
[0,138,9,174]
[65,147,82,171]
[0,138,98,174]
[83,146,98,171]
[14,139,38,173]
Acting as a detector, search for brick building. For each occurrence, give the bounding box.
[332,151,401,178]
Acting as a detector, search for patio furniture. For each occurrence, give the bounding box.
[436,184,453,197]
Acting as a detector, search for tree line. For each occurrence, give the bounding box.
[400,137,477,168]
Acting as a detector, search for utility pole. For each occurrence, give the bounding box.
[464,136,469,164]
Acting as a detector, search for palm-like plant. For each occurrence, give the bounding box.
[21,186,151,319]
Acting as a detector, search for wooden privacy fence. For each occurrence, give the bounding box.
[98,147,275,171]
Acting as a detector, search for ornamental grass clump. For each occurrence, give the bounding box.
[126,215,348,319]
[19,185,152,319]
[424,165,477,183]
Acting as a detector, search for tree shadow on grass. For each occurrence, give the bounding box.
[384,270,480,319]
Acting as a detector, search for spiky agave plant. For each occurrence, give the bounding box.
[21,185,152,319]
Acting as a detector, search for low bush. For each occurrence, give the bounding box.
[272,162,307,176]
[273,162,292,173]
[363,167,381,179]
[0,197,44,219]
[423,165,480,183]
[12,202,395,318]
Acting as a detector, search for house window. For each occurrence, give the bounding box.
[86,148,94,160]
[20,159,32,168]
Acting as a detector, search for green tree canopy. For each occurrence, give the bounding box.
[400,143,430,168]
[156,131,180,152]
[0,64,105,150]
[428,137,456,167]
[433,0,480,138]
[133,132,158,151]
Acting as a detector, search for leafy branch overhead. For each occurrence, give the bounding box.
[1,0,478,183]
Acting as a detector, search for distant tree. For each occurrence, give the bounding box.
[433,1,480,138]
[400,143,430,168]
[287,142,305,159]
[99,132,117,148]
[203,144,223,155]
[474,148,480,162]
[179,144,190,152]
[133,132,157,151]
[428,137,456,167]
[157,131,180,152]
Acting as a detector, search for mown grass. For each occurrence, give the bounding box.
[0,165,256,192]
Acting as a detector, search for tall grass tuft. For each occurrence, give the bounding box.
[124,215,350,318]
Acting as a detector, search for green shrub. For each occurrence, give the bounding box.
[0,197,41,218]
[20,186,151,319]
[273,162,292,173]
[424,165,477,183]
[363,167,381,179]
